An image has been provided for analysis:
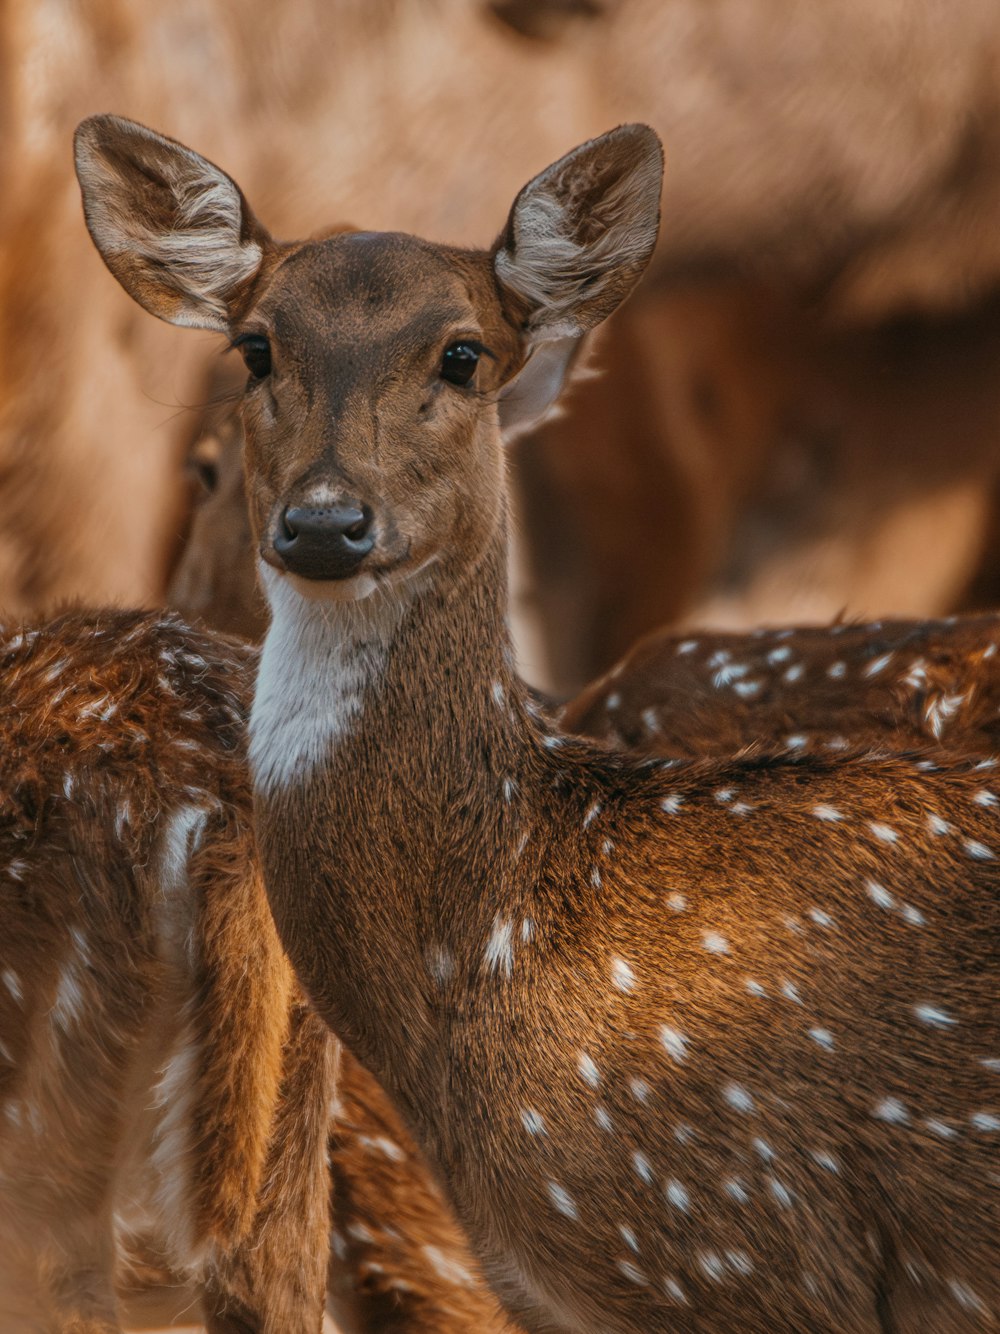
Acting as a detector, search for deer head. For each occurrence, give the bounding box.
[75,114,662,609]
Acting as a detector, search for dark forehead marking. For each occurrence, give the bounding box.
[266,232,480,355]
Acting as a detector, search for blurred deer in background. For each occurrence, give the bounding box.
[10,0,1000,697]
[0,613,334,1333]
[79,115,999,1333]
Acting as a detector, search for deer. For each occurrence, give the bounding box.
[0,609,336,1333]
[76,115,1000,1333]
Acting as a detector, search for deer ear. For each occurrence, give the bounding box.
[494,123,663,437]
[74,115,269,332]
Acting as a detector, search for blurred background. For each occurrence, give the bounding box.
[5,0,1000,698]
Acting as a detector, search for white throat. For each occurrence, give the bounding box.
[249,562,405,794]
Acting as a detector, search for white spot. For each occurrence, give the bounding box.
[901,903,926,927]
[491,681,505,708]
[752,1138,776,1162]
[51,961,87,1031]
[868,822,898,844]
[660,1026,689,1063]
[617,1260,648,1285]
[767,646,791,664]
[663,1276,688,1303]
[2,969,23,1004]
[949,1279,989,1315]
[974,789,998,807]
[873,1097,909,1124]
[707,649,731,668]
[422,1245,476,1288]
[811,1150,840,1173]
[520,918,534,943]
[713,662,749,687]
[602,839,614,856]
[963,838,994,861]
[702,931,730,955]
[924,1119,957,1139]
[808,908,835,928]
[484,917,514,978]
[641,707,659,733]
[812,805,843,822]
[785,734,808,750]
[676,639,698,655]
[699,1251,726,1281]
[629,1078,650,1104]
[605,692,621,710]
[864,652,893,677]
[724,1177,749,1203]
[583,801,601,828]
[866,880,895,911]
[661,794,684,814]
[427,945,455,986]
[502,776,517,803]
[913,1004,957,1028]
[594,1105,614,1132]
[590,865,602,888]
[927,813,952,836]
[631,1151,654,1185]
[971,1112,1000,1132]
[619,1224,639,1252]
[809,1027,835,1051]
[723,1083,755,1114]
[827,661,846,679]
[547,1182,578,1219]
[665,1179,689,1211]
[714,787,735,803]
[981,1058,1000,1073]
[784,664,804,683]
[667,892,687,912]
[745,979,767,997]
[924,692,967,739]
[578,1053,600,1088]
[674,1122,695,1145]
[903,658,928,689]
[733,680,762,698]
[726,1249,754,1276]
[781,980,803,1005]
[358,1135,405,1162]
[521,1108,546,1136]
[768,1177,794,1208]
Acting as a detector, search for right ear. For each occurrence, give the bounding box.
[74,115,269,332]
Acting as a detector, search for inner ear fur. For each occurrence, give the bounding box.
[494,123,662,439]
[74,115,270,332]
[494,123,663,343]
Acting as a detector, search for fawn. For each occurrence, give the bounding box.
[78,116,999,1332]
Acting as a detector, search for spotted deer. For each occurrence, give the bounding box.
[166,396,1000,1334]
[0,611,335,1333]
[78,116,1000,1333]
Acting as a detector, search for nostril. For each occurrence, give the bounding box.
[343,506,373,542]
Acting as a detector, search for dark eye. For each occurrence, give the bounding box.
[235,334,271,380]
[440,342,480,387]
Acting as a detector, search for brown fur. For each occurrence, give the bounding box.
[0,611,333,1332]
[80,118,1000,1333]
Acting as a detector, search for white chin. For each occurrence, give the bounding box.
[284,571,379,603]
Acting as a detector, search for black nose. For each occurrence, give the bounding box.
[274,503,375,580]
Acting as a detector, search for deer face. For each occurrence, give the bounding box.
[75,116,662,606]
[233,232,522,601]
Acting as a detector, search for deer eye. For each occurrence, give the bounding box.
[234,334,271,380]
[440,342,480,387]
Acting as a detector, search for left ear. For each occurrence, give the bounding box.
[493,123,663,437]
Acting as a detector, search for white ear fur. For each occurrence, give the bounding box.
[493,124,661,438]
[494,124,663,346]
[75,116,265,332]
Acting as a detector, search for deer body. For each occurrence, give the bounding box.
[77,116,1000,1333]
[0,611,333,1333]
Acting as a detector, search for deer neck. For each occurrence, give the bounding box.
[250,523,538,1120]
